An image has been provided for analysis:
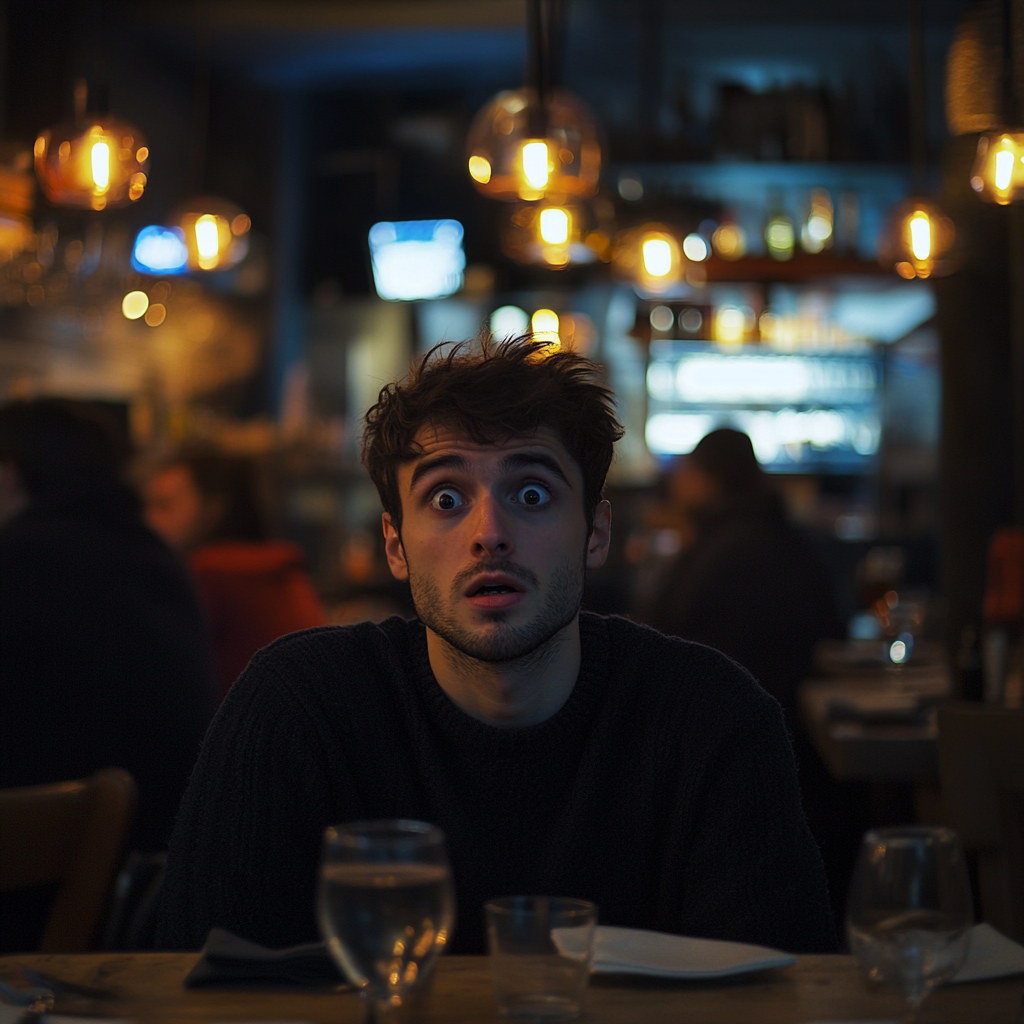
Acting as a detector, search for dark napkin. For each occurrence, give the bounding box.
[184,927,349,988]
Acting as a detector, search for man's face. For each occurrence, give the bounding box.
[382,424,611,663]
[144,464,205,551]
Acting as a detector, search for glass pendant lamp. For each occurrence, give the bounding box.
[879,0,957,279]
[34,79,149,211]
[466,0,601,203]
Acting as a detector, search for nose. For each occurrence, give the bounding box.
[469,492,513,557]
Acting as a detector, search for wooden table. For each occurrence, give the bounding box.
[799,664,950,784]
[1,952,1021,1024]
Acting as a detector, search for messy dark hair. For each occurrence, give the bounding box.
[362,337,624,533]
[0,398,125,498]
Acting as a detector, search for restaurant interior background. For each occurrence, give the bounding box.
[0,0,1018,699]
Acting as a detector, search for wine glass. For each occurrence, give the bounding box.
[846,826,973,1023]
[317,820,456,1023]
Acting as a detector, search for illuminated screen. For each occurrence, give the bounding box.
[646,341,881,472]
[368,219,465,302]
[132,225,189,275]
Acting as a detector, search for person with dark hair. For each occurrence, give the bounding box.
[156,339,836,956]
[144,449,327,701]
[0,399,215,950]
[637,429,855,922]
[639,428,840,716]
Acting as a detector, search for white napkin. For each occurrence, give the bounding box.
[951,922,1024,983]
[552,925,796,979]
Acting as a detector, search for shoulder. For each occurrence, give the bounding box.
[228,616,420,703]
[581,611,782,723]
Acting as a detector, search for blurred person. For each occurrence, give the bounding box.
[638,428,841,717]
[637,429,858,922]
[0,399,215,950]
[156,339,835,956]
[144,450,327,700]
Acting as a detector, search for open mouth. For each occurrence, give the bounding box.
[463,573,526,603]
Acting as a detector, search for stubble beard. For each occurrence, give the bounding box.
[408,553,585,666]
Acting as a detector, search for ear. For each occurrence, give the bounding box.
[382,512,409,581]
[585,500,612,570]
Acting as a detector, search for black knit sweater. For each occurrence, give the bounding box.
[156,613,836,954]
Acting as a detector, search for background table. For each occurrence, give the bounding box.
[1,951,1021,1023]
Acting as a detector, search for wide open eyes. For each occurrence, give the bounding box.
[515,483,551,507]
[430,488,465,512]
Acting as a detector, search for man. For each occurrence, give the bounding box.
[0,399,215,950]
[156,340,836,955]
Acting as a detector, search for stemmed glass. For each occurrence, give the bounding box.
[846,826,973,1023]
[317,820,456,1023]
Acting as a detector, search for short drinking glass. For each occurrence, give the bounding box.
[317,820,456,1023]
[847,826,973,1023]
[485,896,597,1020]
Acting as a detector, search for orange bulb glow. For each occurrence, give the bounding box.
[35,117,149,210]
[466,88,601,202]
[971,132,1024,205]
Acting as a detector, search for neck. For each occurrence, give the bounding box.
[425,616,582,727]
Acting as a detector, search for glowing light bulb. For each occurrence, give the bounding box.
[521,141,550,190]
[121,290,149,320]
[995,148,1015,191]
[194,215,221,267]
[714,307,746,344]
[90,140,110,190]
[539,207,570,245]
[468,155,491,184]
[531,308,559,346]
[712,222,746,260]
[909,212,932,262]
[682,233,709,262]
[642,238,673,277]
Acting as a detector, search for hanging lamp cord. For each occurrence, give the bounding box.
[1002,0,1018,126]
[525,0,565,132]
[908,0,926,192]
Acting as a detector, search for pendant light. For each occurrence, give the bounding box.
[466,0,601,202]
[172,28,250,272]
[970,0,1024,202]
[34,79,149,211]
[502,193,616,267]
[613,223,684,292]
[879,0,956,278]
[172,195,250,272]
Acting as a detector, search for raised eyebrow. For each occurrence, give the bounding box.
[500,451,572,488]
[409,453,470,490]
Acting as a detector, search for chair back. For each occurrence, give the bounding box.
[0,769,137,951]
[937,702,1024,941]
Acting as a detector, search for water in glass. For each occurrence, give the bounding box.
[847,826,973,1023]
[318,821,455,1022]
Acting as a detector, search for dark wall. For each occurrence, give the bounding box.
[935,135,1016,694]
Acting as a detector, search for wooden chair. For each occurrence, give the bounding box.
[0,769,137,951]
[937,702,1024,941]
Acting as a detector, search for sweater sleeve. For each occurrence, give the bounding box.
[154,648,347,950]
[668,665,838,954]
